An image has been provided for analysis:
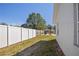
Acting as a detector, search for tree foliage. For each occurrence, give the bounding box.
[21,13,46,30]
[47,25,52,30]
[0,22,8,25]
[46,24,53,35]
[21,24,27,28]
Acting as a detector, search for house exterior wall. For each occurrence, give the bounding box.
[54,3,79,56]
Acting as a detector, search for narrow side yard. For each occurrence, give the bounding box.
[15,39,64,56]
[0,35,64,56]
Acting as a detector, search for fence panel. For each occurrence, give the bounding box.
[28,29,33,39]
[36,30,41,35]
[22,28,29,41]
[8,26,21,45]
[0,25,37,48]
[32,29,36,37]
[0,25,7,48]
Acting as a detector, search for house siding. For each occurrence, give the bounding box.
[54,3,79,56]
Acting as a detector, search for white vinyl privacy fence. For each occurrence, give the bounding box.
[0,25,37,48]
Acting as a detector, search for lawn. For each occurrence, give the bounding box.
[0,35,56,56]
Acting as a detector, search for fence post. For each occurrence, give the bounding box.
[21,27,22,41]
[28,28,29,39]
[32,29,33,37]
[7,25,9,46]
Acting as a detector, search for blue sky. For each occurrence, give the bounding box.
[0,3,54,26]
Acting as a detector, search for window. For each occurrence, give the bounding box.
[74,3,79,47]
[57,24,59,36]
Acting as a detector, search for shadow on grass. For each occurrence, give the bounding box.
[15,39,64,56]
